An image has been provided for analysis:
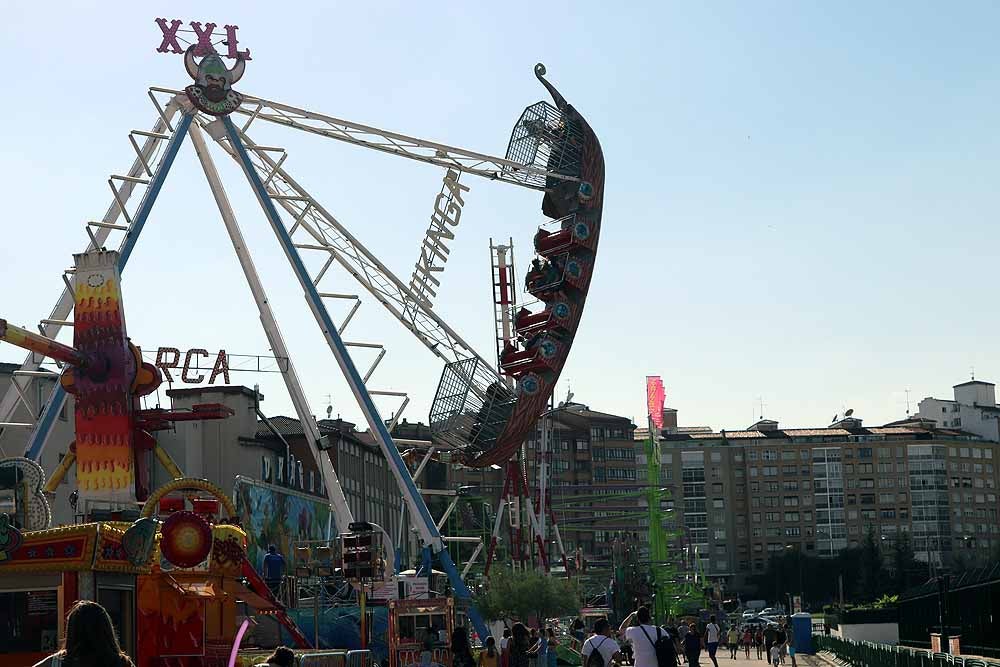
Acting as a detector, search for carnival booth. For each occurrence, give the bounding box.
[0,477,308,667]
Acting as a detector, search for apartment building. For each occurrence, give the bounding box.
[917,379,1000,441]
[657,414,998,588]
[446,401,639,565]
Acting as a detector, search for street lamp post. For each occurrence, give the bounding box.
[784,544,804,612]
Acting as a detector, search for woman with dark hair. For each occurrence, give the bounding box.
[479,636,499,667]
[500,628,513,667]
[255,646,296,667]
[452,626,476,667]
[509,623,532,667]
[33,600,134,667]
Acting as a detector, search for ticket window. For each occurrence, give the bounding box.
[0,589,60,653]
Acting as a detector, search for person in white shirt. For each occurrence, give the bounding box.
[581,619,622,667]
[619,606,665,667]
[703,615,720,667]
[769,644,782,667]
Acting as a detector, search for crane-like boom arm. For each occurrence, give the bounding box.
[150,87,579,189]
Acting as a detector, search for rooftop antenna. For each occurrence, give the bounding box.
[324,394,333,419]
[757,396,765,420]
[971,366,976,381]
[905,389,911,415]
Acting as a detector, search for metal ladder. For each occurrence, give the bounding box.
[0,95,184,459]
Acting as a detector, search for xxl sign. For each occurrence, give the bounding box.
[155,18,251,59]
[153,347,231,385]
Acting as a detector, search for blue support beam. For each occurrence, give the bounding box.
[25,112,195,462]
[221,116,490,643]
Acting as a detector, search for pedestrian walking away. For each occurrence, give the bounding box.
[501,629,513,667]
[582,618,624,667]
[704,615,720,667]
[262,544,285,597]
[32,600,135,667]
[754,629,764,661]
[769,645,781,667]
[742,628,752,659]
[682,623,702,667]
[620,606,672,667]
[509,623,532,667]
[727,626,739,660]
[676,621,689,664]
[763,625,777,664]
[480,637,499,667]
[452,627,476,667]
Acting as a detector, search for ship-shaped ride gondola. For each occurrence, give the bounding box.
[430,64,604,467]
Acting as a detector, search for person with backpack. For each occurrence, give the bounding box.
[619,606,676,667]
[703,615,720,667]
[582,618,622,667]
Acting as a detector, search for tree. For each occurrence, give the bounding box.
[477,569,580,626]
[857,526,884,601]
[889,532,919,594]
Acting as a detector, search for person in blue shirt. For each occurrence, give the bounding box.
[262,544,285,595]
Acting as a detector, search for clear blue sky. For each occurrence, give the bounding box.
[2,2,998,433]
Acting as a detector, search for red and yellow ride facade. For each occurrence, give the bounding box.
[0,478,307,667]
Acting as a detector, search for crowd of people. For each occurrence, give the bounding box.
[32,597,798,667]
[571,606,799,667]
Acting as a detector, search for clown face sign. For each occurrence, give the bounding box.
[184,46,246,116]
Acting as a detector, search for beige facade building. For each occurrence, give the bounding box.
[656,413,998,587]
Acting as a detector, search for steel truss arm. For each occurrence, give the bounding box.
[151,87,577,190]
[195,115,492,368]
[221,115,489,643]
[187,119,355,534]
[0,100,184,460]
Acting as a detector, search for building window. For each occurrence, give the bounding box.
[713,499,725,509]
[710,452,722,463]
[763,466,778,477]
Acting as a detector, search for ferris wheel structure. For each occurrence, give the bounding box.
[0,49,604,640]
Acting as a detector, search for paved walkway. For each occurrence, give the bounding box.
[677,651,827,667]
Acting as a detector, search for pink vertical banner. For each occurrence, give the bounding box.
[646,376,665,429]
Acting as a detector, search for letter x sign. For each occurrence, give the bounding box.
[156,18,251,59]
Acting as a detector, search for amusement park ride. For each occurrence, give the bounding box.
[0,19,604,665]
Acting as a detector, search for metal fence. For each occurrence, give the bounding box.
[815,635,1000,667]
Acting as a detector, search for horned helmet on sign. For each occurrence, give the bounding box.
[184,45,246,116]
